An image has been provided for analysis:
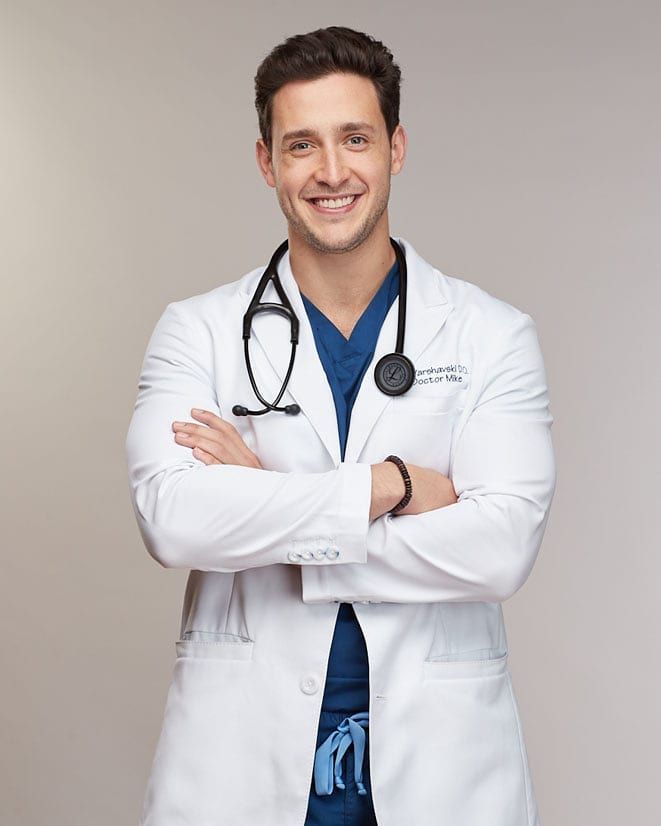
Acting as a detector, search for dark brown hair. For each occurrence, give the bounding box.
[254,26,402,155]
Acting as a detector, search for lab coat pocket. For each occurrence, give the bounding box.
[422,650,509,680]
[415,648,532,824]
[423,601,509,679]
[373,388,467,472]
[175,630,255,660]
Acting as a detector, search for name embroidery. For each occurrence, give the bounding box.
[413,363,470,386]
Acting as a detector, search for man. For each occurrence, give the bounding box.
[125,26,556,826]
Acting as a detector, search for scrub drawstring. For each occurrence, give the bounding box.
[313,711,369,796]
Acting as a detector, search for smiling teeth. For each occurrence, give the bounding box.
[313,195,356,208]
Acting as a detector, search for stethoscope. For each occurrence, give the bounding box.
[232,236,415,417]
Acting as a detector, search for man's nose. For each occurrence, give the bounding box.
[314,149,350,189]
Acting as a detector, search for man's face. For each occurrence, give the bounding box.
[256,72,406,254]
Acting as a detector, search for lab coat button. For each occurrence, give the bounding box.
[300,675,319,695]
[325,548,339,560]
[287,551,301,563]
[312,548,326,560]
[299,549,314,561]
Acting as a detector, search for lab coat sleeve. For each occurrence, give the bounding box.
[125,300,372,572]
[301,311,557,604]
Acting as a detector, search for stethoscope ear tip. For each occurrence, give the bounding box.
[284,404,301,415]
[232,404,248,416]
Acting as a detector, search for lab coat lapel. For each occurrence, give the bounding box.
[249,247,342,466]
[248,236,453,468]
[343,236,454,462]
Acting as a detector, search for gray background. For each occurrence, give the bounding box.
[2,1,658,824]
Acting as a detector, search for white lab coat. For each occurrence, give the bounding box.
[125,236,556,826]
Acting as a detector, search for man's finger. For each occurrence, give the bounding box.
[189,408,235,432]
[174,410,263,469]
[182,411,260,460]
[192,445,219,465]
[186,433,228,463]
[173,421,244,460]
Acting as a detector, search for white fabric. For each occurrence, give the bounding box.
[125,236,556,825]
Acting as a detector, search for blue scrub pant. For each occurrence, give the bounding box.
[304,708,378,825]
[303,602,379,824]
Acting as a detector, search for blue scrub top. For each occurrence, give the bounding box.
[301,257,400,713]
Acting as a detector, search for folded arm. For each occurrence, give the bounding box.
[301,312,557,604]
[125,301,373,572]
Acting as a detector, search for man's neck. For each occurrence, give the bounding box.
[288,228,396,336]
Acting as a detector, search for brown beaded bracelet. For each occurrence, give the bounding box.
[384,455,413,514]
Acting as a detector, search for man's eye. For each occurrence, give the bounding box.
[348,136,367,146]
[291,142,311,151]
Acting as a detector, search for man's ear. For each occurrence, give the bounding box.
[256,139,276,188]
[390,123,408,176]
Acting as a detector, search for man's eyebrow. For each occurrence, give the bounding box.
[280,122,376,145]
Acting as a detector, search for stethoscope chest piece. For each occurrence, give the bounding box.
[373,352,415,396]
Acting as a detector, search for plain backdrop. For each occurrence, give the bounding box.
[1,1,659,824]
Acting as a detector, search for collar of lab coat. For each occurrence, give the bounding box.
[244,236,455,465]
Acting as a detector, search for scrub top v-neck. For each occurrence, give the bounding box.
[300,256,400,826]
[302,259,400,466]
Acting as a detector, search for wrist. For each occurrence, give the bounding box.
[369,462,406,521]
[383,455,413,514]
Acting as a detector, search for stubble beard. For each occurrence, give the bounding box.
[277,183,391,255]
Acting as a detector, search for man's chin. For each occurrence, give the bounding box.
[296,223,371,255]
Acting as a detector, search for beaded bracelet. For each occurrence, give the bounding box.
[384,454,413,515]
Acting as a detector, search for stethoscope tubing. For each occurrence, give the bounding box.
[233,237,412,417]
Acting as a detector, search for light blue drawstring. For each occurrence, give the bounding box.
[313,711,369,796]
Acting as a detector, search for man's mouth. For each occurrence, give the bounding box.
[306,194,363,213]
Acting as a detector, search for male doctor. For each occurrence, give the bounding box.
[125,25,556,826]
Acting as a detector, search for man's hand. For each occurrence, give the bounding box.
[369,461,457,521]
[172,409,263,469]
